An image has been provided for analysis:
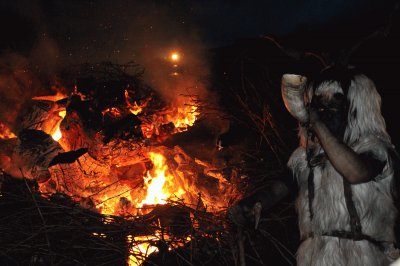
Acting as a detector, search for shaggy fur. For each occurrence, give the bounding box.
[289,74,397,265]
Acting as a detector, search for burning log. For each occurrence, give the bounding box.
[102,113,144,144]
[14,99,66,136]
[49,147,88,166]
[5,129,63,182]
[46,151,112,196]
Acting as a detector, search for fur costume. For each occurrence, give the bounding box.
[288,73,398,265]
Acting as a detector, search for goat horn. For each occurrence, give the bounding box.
[281,74,308,123]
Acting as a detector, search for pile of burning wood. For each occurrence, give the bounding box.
[0,62,248,265]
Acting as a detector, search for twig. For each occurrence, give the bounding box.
[259,229,295,265]
[238,228,246,266]
[20,169,53,266]
[245,231,265,265]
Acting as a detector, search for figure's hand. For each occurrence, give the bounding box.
[228,202,262,229]
[228,181,288,229]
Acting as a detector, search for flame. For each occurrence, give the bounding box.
[165,96,199,132]
[139,98,199,138]
[102,107,123,118]
[171,104,198,130]
[96,186,134,216]
[32,92,67,102]
[128,234,159,266]
[125,90,145,115]
[128,102,143,116]
[127,152,186,266]
[138,152,185,208]
[52,110,66,141]
[0,123,16,139]
[90,152,186,266]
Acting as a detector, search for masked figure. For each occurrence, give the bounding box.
[283,66,399,265]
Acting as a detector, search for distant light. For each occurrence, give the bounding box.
[170,53,179,61]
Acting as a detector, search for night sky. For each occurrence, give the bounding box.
[1,0,397,61]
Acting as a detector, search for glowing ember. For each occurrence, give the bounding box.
[52,110,66,141]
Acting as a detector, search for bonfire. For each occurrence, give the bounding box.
[0,61,246,266]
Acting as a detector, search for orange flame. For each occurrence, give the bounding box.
[138,152,185,208]
[0,123,16,139]
[139,98,199,138]
[96,185,134,216]
[125,90,145,115]
[171,104,199,130]
[32,92,67,102]
[128,234,159,266]
[102,107,123,118]
[127,152,186,266]
[128,102,143,116]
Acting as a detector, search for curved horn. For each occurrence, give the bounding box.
[281,74,308,123]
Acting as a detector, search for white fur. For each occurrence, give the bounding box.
[344,75,391,145]
[289,74,397,265]
[391,257,400,266]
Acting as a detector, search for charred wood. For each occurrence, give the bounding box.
[48,148,88,167]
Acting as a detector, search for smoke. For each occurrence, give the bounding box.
[67,0,212,103]
[0,53,47,130]
[0,37,61,132]
[137,38,211,103]
[32,0,213,102]
[0,1,63,131]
